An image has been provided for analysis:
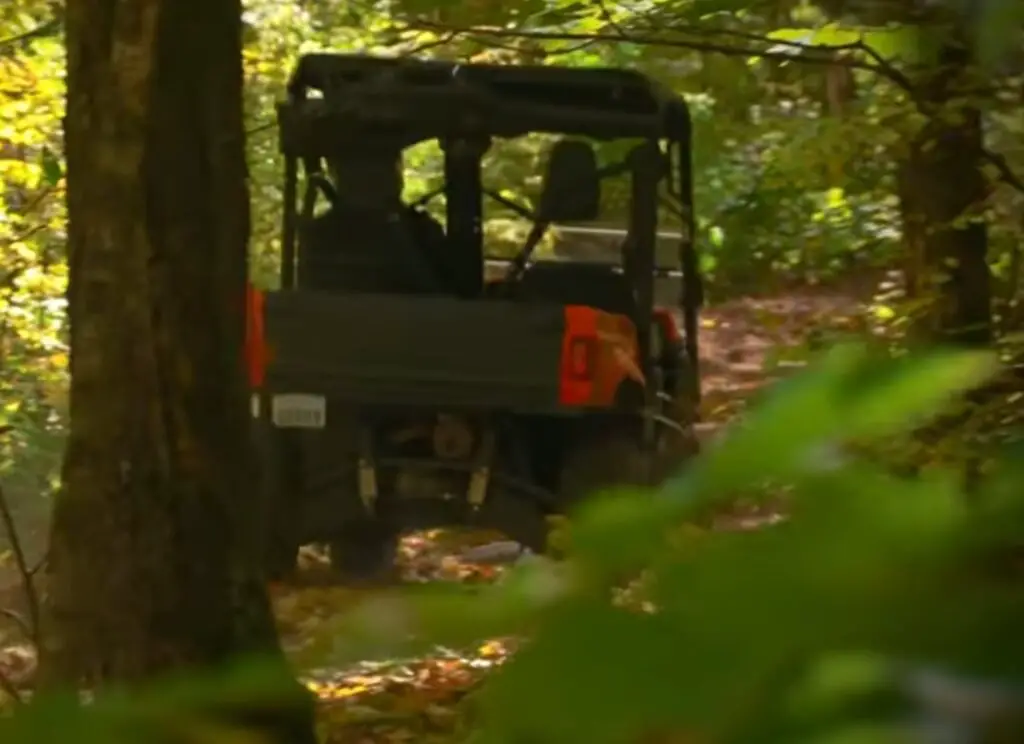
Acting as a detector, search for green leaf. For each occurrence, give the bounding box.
[564,346,995,577]
[836,349,997,441]
[0,657,300,744]
[676,0,759,21]
[687,345,994,495]
[566,486,680,577]
[476,602,691,744]
[972,0,1024,68]
[765,25,916,64]
[39,147,62,186]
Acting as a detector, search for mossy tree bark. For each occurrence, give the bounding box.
[814,3,993,346]
[895,30,993,490]
[896,30,992,347]
[42,0,315,740]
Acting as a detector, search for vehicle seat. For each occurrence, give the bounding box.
[298,206,442,294]
[406,208,480,298]
[515,262,637,318]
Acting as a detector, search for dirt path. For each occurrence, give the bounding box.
[697,278,873,427]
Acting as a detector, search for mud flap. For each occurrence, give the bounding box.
[356,427,378,515]
[467,428,497,511]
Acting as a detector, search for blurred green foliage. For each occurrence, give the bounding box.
[6,345,1024,744]
[316,344,1024,744]
[0,657,307,744]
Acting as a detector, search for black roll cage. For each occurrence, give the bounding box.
[276,53,702,402]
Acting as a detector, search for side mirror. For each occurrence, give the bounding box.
[537,140,601,223]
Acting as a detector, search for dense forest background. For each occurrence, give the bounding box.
[4,0,1024,742]
[3,0,1024,519]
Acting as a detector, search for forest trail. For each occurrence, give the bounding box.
[698,274,876,427]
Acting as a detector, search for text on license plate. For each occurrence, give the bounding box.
[270,394,326,429]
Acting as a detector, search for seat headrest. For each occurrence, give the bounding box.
[537,140,601,222]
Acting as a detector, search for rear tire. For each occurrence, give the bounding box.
[559,410,699,507]
[655,392,701,482]
[329,521,400,585]
[559,430,652,508]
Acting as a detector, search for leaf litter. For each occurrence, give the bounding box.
[272,529,521,743]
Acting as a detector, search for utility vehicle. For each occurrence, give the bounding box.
[246,53,704,580]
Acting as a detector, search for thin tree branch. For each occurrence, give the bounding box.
[0,664,24,704]
[593,0,630,39]
[243,17,1024,202]
[27,554,47,579]
[0,224,46,250]
[0,18,60,52]
[246,121,276,138]
[400,19,917,90]
[982,149,1024,195]
[846,36,916,92]
[0,481,40,646]
[16,186,55,217]
[240,31,604,140]
[0,608,33,640]
[400,30,460,55]
[642,16,919,92]
[400,18,1024,195]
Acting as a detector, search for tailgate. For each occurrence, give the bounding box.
[259,291,566,410]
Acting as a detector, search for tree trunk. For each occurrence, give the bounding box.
[899,36,992,347]
[41,0,315,740]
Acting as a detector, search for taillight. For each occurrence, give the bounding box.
[653,308,682,344]
[560,305,599,407]
[245,284,266,388]
[567,336,596,380]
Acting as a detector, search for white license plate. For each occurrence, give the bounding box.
[270,394,326,429]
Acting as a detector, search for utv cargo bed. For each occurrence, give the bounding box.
[262,291,566,410]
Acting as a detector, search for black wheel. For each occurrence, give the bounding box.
[654,392,701,482]
[558,430,653,508]
[328,520,400,584]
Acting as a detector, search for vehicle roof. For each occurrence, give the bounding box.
[290,53,681,112]
[279,53,691,151]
